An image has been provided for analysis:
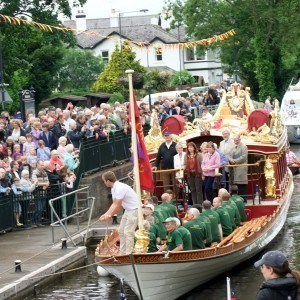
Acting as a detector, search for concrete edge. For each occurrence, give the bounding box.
[0,247,87,300]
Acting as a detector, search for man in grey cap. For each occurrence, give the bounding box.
[254,250,299,300]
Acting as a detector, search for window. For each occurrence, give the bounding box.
[155,47,163,61]
[185,46,206,61]
[101,50,109,64]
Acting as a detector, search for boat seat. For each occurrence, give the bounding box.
[216,243,233,255]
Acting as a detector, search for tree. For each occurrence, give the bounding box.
[92,42,146,97]
[171,70,195,86]
[165,0,300,101]
[145,69,173,92]
[0,0,88,113]
[56,49,104,91]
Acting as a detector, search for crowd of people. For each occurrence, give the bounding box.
[0,101,134,228]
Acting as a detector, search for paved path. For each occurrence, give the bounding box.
[0,219,115,291]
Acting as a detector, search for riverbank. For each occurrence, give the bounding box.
[0,220,115,300]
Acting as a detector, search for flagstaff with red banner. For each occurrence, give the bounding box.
[126,69,154,230]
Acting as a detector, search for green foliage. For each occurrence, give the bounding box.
[56,48,104,91]
[0,0,87,113]
[92,42,146,97]
[107,93,124,105]
[164,0,300,100]
[171,70,196,86]
[144,69,173,92]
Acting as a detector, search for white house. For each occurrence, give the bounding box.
[64,10,225,85]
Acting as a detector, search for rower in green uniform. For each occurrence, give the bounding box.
[202,200,222,242]
[155,193,178,221]
[157,217,184,252]
[192,204,213,247]
[213,197,232,237]
[184,208,207,249]
[143,220,158,253]
[230,185,247,222]
[174,218,192,251]
[219,189,241,228]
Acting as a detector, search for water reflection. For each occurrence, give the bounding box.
[26,172,300,299]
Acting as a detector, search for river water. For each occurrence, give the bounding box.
[26,171,300,300]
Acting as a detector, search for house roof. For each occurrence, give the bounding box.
[85,92,114,98]
[41,95,87,103]
[77,24,179,49]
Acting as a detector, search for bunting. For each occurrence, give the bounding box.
[0,13,236,50]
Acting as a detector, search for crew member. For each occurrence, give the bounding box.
[99,171,138,254]
[184,208,207,249]
[158,217,185,252]
[213,196,232,237]
[230,185,247,222]
[202,200,222,242]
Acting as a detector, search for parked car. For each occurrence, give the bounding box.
[191,86,209,94]
[143,90,189,105]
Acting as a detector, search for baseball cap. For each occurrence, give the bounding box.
[254,250,287,268]
[163,217,177,223]
[145,204,154,211]
[163,131,172,136]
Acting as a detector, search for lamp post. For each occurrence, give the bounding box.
[177,23,183,90]
[19,87,36,122]
[229,16,238,82]
[119,9,148,97]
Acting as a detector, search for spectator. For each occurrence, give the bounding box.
[32,160,50,226]
[23,133,36,156]
[49,150,64,172]
[67,123,86,149]
[27,148,38,169]
[8,119,26,140]
[64,144,79,172]
[37,140,51,161]
[57,136,68,161]
[0,167,11,195]
[11,177,27,227]
[31,121,42,148]
[39,122,56,150]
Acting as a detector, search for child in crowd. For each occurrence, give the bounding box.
[23,133,36,156]
[27,148,38,169]
[12,144,22,162]
[18,136,26,155]
[5,136,14,152]
[6,148,13,164]
[37,140,51,161]
[11,177,27,227]
[31,121,42,148]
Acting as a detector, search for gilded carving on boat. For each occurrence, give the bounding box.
[264,158,276,198]
[134,229,150,253]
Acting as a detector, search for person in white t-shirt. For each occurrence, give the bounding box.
[99,171,138,254]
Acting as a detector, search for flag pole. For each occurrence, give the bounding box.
[226,277,231,300]
[126,69,144,230]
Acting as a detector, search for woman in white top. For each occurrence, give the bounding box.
[57,136,68,161]
[173,143,186,179]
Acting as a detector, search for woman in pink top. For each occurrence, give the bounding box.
[49,150,64,172]
[201,141,221,202]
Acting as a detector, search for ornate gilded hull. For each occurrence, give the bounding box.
[95,172,294,300]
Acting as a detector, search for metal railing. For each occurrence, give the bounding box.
[49,186,95,246]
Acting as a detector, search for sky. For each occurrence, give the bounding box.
[64,0,167,20]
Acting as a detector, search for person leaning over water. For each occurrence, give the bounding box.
[99,171,138,255]
[255,250,300,300]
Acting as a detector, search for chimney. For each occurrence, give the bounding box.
[110,9,119,28]
[151,16,159,26]
[75,9,86,31]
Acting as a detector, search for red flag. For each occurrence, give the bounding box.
[131,94,154,192]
